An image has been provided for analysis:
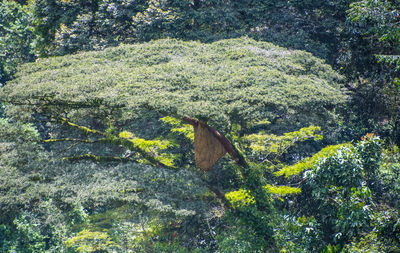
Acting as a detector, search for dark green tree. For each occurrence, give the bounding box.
[0,0,35,85]
[27,0,355,64]
[339,0,400,143]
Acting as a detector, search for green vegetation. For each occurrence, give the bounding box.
[2,38,344,132]
[1,0,400,252]
[0,0,35,84]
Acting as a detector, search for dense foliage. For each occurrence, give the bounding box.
[28,0,350,62]
[340,0,400,143]
[2,38,344,132]
[0,0,35,85]
[1,0,400,252]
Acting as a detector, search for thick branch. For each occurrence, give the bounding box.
[60,117,104,135]
[196,171,231,209]
[207,184,231,209]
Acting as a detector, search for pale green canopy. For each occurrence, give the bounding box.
[1,38,345,132]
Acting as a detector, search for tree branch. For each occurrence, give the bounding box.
[62,154,138,163]
[44,138,103,143]
[57,117,174,169]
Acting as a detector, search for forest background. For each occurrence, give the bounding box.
[0,0,400,252]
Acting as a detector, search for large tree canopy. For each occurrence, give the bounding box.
[0,38,351,252]
[2,38,345,133]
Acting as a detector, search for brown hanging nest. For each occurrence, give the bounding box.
[182,117,244,172]
[193,123,227,171]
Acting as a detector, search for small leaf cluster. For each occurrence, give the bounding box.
[276,143,350,178]
[225,189,255,209]
[244,125,324,165]
[264,184,301,197]
[161,116,194,142]
[65,229,119,252]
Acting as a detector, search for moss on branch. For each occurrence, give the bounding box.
[58,117,174,169]
[62,154,137,163]
[43,138,103,143]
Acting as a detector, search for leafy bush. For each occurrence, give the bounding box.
[277,135,383,249]
[273,215,324,252]
[339,0,400,144]
[65,229,119,252]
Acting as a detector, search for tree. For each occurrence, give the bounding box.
[0,0,35,85]
[0,38,346,251]
[338,0,400,143]
[27,0,353,65]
